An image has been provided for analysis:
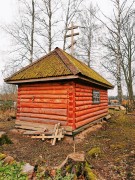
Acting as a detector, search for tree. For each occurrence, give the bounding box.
[99,0,134,104]
[3,0,37,66]
[77,3,100,67]
[61,0,83,50]
[36,0,61,53]
[120,11,135,102]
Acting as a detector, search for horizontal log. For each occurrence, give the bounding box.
[18,107,67,116]
[75,97,92,101]
[75,88,91,93]
[19,85,73,91]
[18,117,67,125]
[75,84,107,94]
[76,109,108,122]
[76,106,108,117]
[18,94,67,99]
[75,101,92,106]
[75,113,107,128]
[18,89,68,95]
[99,94,108,97]
[75,103,108,111]
[100,97,108,100]
[100,100,108,103]
[75,92,92,97]
[18,98,68,104]
[18,102,67,109]
[18,112,67,121]
[75,83,91,89]
[100,92,107,95]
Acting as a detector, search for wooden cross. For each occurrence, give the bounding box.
[65,22,79,55]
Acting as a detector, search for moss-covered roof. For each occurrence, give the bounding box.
[5,47,113,88]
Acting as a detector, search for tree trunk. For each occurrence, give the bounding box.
[63,0,70,50]
[117,0,122,104]
[48,0,52,52]
[30,0,35,63]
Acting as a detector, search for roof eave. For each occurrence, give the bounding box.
[78,75,114,89]
[4,75,80,84]
[5,74,114,89]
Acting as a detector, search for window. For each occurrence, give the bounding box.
[92,90,100,103]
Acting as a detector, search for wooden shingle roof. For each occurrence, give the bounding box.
[5,47,113,89]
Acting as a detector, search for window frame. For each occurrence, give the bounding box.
[92,90,100,104]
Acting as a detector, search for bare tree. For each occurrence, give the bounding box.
[2,0,37,66]
[61,0,83,50]
[0,83,17,96]
[77,3,100,67]
[120,12,135,102]
[36,0,61,53]
[99,0,134,104]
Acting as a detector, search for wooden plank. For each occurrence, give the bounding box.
[65,32,79,38]
[23,130,47,135]
[31,135,64,139]
[10,75,78,84]
[15,120,72,132]
[15,125,44,131]
[52,123,60,145]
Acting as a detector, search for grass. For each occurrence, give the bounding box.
[82,110,135,179]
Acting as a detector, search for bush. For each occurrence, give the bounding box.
[0,100,14,111]
[0,160,27,180]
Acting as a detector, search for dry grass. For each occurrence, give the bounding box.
[0,110,16,120]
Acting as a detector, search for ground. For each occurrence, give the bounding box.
[0,110,135,179]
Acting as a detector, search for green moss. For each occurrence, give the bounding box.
[0,153,6,160]
[7,48,113,88]
[0,135,13,146]
[63,50,113,87]
[110,143,126,150]
[88,147,102,158]
[65,164,72,173]
[9,53,72,81]
[84,162,97,180]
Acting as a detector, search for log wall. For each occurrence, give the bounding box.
[17,82,74,128]
[16,80,108,132]
[75,82,108,128]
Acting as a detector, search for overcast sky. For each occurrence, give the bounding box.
[0,0,125,95]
